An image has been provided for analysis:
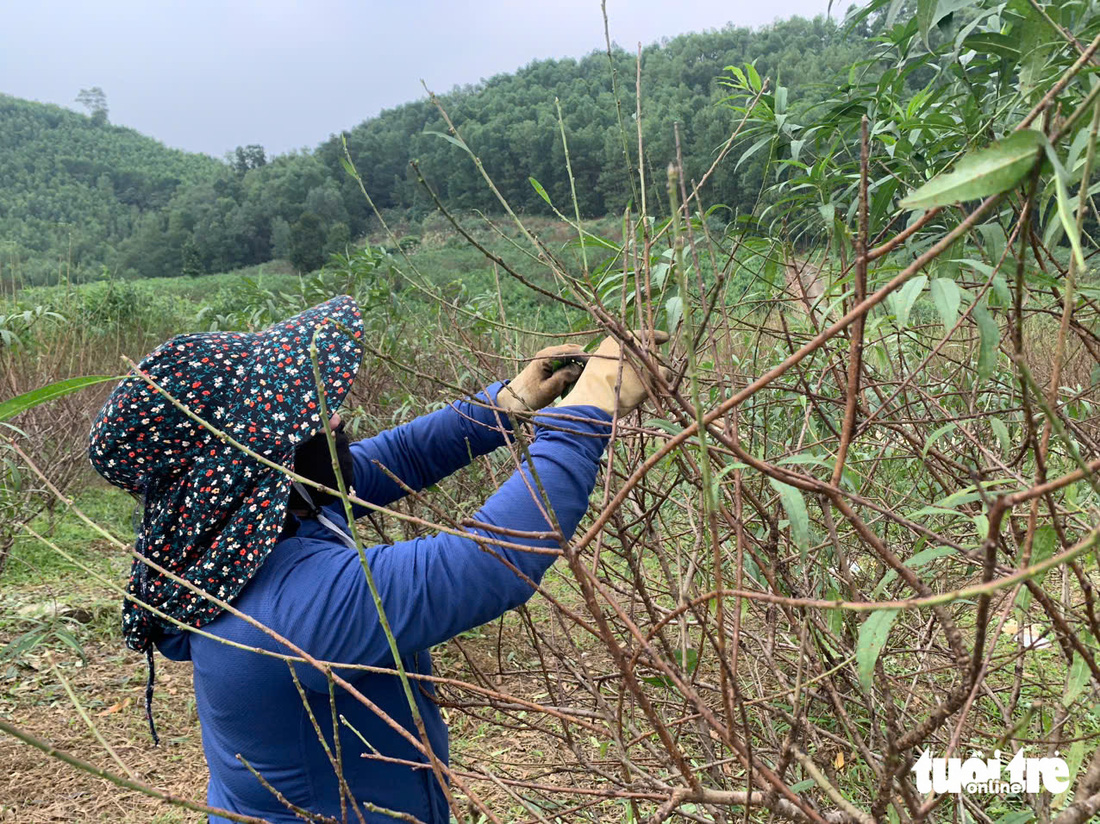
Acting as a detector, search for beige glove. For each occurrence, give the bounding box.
[497,344,586,414]
[559,331,671,415]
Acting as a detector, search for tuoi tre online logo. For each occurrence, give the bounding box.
[912,748,1071,795]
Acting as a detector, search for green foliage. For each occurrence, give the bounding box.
[898,129,1045,209]
[289,212,326,273]
[0,94,223,284]
[0,613,87,667]
[1,484,134,587]
[722,0,1099,258]
[0,305,65,348]
[0,423,30,572]
[769,478,811,556]
[929,277,961,332]
[0,376,118,423]
[2,16,868,285]
[857,609,899,691]
[193,245,397,333]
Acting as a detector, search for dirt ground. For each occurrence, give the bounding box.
[0,611,590,823]
[0,497,609,824]
[0,641,205,823]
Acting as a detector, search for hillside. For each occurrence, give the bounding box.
[1,16,867,285]
[0,95,225,284]
[327,15,865,219]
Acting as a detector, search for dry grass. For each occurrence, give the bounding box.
[0,641,204,823]
[0,567,594,823]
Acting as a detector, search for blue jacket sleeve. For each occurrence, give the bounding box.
[294,405,611,669]
[347,381,514,513]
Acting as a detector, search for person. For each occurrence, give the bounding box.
[89,295,668,823]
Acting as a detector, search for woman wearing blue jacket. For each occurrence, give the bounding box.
[89,296,667,823]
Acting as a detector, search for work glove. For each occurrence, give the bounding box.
[559,330,671,416]
[497,344,586,414]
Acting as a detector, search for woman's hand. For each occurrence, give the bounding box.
[497,344,586,414]
[558,331,671,415]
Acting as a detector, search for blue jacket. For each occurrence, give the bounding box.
[157,383,611,823]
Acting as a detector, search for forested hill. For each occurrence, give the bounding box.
[3,16,867,285]
[0,95,224,282]
[330,16,865,217]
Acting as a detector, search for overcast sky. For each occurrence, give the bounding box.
[1,0,838,159]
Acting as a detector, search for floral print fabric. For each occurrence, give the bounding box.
[89,296,364,651]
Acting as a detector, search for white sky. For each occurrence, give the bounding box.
[0,0,840,158]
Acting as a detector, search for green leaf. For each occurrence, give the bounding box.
[917,0,938,48]
[770,479,810,556]
[875,546,957,596]
[665,295,683,334]
[976,223,1006,265]
[529,177,552,206]
[886,0,906,28]
[920,0,980,47]
[424,130,473,155]
[930,277,961,332]
[857,609,899,691]
[1055,735,1085,811]
[990,417,1010,457]
[725,65,747,88]
[963,32,1021,60]
[899,130,1044,210]
[673,648,699,674]
[53,627,87,666]
[923,422,956,458]
[1015,587,1032,611]
[652,262,671,290]
[1,626,48,662]
[906,480,1012,521]
[735,135,774,170]
[906,545,956,567]
[1063,653,1090,707]
[1042,141,1087,272]
[1019,6,1059,98]
[972,301,999,382]
[890,274,927,329]
[649,419,684,437]
[777,454,835,469]
[713,461,750,483]
[746,63,762,92]
[1013,528,1055,611]
[0,376,118,423]
[994,812,1034,824]
[1032,525,1056,575]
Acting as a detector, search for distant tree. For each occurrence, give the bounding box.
[75,87,109,125]
[271,217,292,261]
[231,144,267,176]
[324,221,350,256]
[288,212,325,273]
[180,237,203,277]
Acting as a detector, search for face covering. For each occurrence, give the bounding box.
[288,423,355,513]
